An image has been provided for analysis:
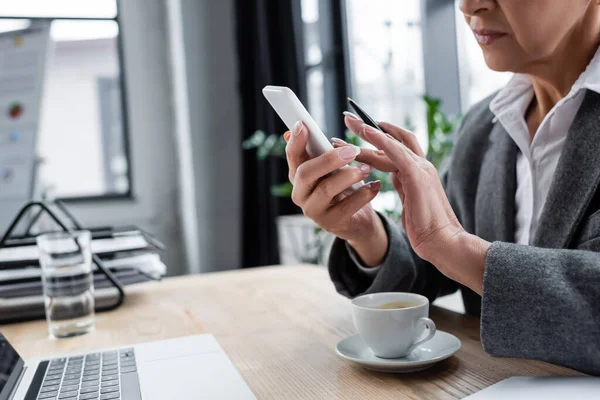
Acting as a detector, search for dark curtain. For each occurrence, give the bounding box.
[235,0,306,267]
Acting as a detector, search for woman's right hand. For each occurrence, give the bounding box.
[285,121,389,266]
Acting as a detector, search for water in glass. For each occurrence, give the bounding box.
[37,231,95,338]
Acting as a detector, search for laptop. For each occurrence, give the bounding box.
[0,332,256,400]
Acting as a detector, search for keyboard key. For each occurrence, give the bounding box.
[100,393,120,400]
[83,375,100,382]
[102,365,118,371]
[62,379,80,386]
[102,361,118,366]
[102,351,117,357]
[64,374,80,381]
[79,392,100,399]
[58,391,78,399]
[60,385,78,392]
[101,381,119,387]
[65,369,81,375]
[119,366,136,374]
[80,386,99,394]
[51,358,66,364]
[69,356,84,361]
[40,385,59,392]
[100,386,119,394]
[82,380,99,388]
[67,362,83,367]
[45,372,63,379]
[84,370,100,376]
[85,361,101,367]
[38,390,58,399]
[101,375,118,381]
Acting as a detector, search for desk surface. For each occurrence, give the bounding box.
[1,265,582,399]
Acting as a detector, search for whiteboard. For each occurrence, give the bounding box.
[0,24,51,231]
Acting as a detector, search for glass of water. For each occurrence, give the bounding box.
[37,231,95,338]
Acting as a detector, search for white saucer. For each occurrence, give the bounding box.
[335,331,461,373]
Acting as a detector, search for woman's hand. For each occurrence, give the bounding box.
[284,121,388,267]
[338,114,490,293]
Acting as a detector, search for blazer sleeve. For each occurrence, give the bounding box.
[327,212,460,303]
[481,242,600,375]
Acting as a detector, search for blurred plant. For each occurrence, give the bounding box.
[242,131,293,197]
[423,95,462,170]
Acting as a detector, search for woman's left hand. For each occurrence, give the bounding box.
[340,116,490,294]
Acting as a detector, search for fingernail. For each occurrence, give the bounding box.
[358,164,373,174]
[284,131,291,142]
[363,124,382,136]
[367,180,382,191]
[338,145,361,161]
[331,138,348,146]
[293,121,305,136]
[376,149,386,156]
[343,111,360,120]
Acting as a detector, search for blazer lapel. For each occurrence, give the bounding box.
[534,90,600,248]
[475,122,518,243]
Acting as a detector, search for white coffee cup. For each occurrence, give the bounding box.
[351,292,436,359]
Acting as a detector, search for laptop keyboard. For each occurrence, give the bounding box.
[37,348,137,400]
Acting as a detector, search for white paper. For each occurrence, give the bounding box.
[465,377,600,399]
[0,236,151,264]
[0,253,166,282]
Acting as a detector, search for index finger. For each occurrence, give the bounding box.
[285,121,310,184]
[361,124,417,174]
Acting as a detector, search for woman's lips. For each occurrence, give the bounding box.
[472,29,507,45]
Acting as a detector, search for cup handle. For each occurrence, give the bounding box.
[406,317,436,354]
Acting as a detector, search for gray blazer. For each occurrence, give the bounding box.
[328,90,600,375]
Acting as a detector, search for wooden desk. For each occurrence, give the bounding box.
[1,265,582,399]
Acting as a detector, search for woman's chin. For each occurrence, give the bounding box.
[481,52,518,73]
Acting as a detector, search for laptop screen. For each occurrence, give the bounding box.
[0,332,24,400]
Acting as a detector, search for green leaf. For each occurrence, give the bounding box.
[270,182,294,197]
[242,130,266,150]
[344,130,362,146]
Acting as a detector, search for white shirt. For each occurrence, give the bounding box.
[351,46,600,271]
[490,47,600,244]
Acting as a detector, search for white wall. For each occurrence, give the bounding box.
[167,0,242,273]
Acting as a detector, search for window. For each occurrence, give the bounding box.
[300,0,427,148]
[301,0,327,132]
[345,0,427,147]
[0,0,131,200]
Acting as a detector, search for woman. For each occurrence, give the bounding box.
[284,0,600,375]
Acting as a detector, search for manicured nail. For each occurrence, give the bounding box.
[283,131,291,142]
[358,164,373,174]
[343,111,360,120]
[367,180,382,191]
[293,121,305,136]
[338,145,361,161]
[331,138,348,146]
[363,124,382,136]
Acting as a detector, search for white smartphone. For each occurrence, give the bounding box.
[262,85,363,191]
[262,85,333,158]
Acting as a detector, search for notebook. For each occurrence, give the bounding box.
[466,377,600,399]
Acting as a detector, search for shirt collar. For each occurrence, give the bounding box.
[490,45,600,118]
